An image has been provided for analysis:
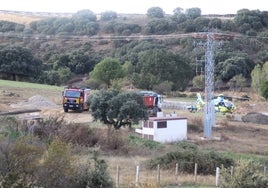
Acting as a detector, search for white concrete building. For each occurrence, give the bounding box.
[135,113,187,143]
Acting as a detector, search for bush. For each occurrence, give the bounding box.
[59,124,100,147]
[0,136,45,187]
[187,117,203,133]
[146,146,234,175]
[37,139,74,188]
[73,151,114,188]
[153,81,172,94]
[33,115,65,143]
[221,160,268,188]
[128,135,161,150]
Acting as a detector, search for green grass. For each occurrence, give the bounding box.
[222,152,268,163]
[0,79,63,91]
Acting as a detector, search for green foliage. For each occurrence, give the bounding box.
[216,55,255,82]
[72,9,97,22]
[234,9,266,33]
[128,135,161,149]
[146,144,234,175]
[193,17,210,32]
[102,21,141,35]
[221,160,268,188]
[90,58,124,87]
[172,7,187,24]
[89,90,148,129]
[260,81,268,100]
[48,51,100,75]
[0,136,45,188]
[251,64,263,93]
[221,19,237,31]
[228,74,247,91]
[0,116,20,140]
[192,75,205,90]
[209,18,222,29]
[0,20,25,32]
[144,18,177,35]
[134,49,193,91]
[30,9,99,36]
[37,139,74,188]
[82,78,106,90]
[0,46,42,81]
[185,8,201,19]
[147,7,165,18]
[152,80,173,94]
[34,115,65,143]
[74,151,113,188]
[100,11,118,21]
[251,62,268,94]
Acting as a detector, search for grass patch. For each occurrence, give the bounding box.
[0,79,63,91]
[128,135,162,150]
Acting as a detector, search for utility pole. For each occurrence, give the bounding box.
[193,32,233,138]
[204,32,215,138]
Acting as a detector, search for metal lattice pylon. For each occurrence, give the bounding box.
[203,33,215,138]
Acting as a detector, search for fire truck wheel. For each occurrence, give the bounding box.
[79,106,83,113]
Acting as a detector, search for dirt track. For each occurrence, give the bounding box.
[0,90,92,124]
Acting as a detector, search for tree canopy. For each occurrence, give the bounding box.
[251,61,268,94]
[89,90,148,129]
[147,7,165,18]
[133,49,193,90]
[90,58,124,87]
[0,46,42,81]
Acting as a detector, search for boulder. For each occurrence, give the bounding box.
[242,112,268,125]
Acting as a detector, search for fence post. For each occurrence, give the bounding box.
[116,165,120,188]
[194,163,198,183]
[230,166,234,176]
[157,164,160,185]
[216,167,220,187]
[135,165,140,187]
[175,163,179,185]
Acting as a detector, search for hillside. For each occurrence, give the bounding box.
[1,10,268,187]
[0,9,268,92]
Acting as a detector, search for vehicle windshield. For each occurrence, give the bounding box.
[65,90,81,98]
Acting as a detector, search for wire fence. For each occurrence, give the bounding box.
[108,162,268,188]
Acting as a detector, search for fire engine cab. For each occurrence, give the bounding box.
[62,87,91,112]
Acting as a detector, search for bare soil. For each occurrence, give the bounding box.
[1,85,268,155]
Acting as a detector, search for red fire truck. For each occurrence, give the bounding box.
[62,87,91,112]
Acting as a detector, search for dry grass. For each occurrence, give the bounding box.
[105,156,215,187]
[0,12,41,25]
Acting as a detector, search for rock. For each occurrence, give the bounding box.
[242,112,268,125]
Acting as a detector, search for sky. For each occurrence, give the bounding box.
[1,0,267,15]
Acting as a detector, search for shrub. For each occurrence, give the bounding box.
[221,160,268,188]
[59,124,100,147]
[0,116,21,139]
[153,81,172,95]
[73,151,114,188]
[34,115,65,143]
[187,117,203,133]
[37,139,74,188]
[146,146,234,175]
[128,135,161,150]
[0,136,45,187]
